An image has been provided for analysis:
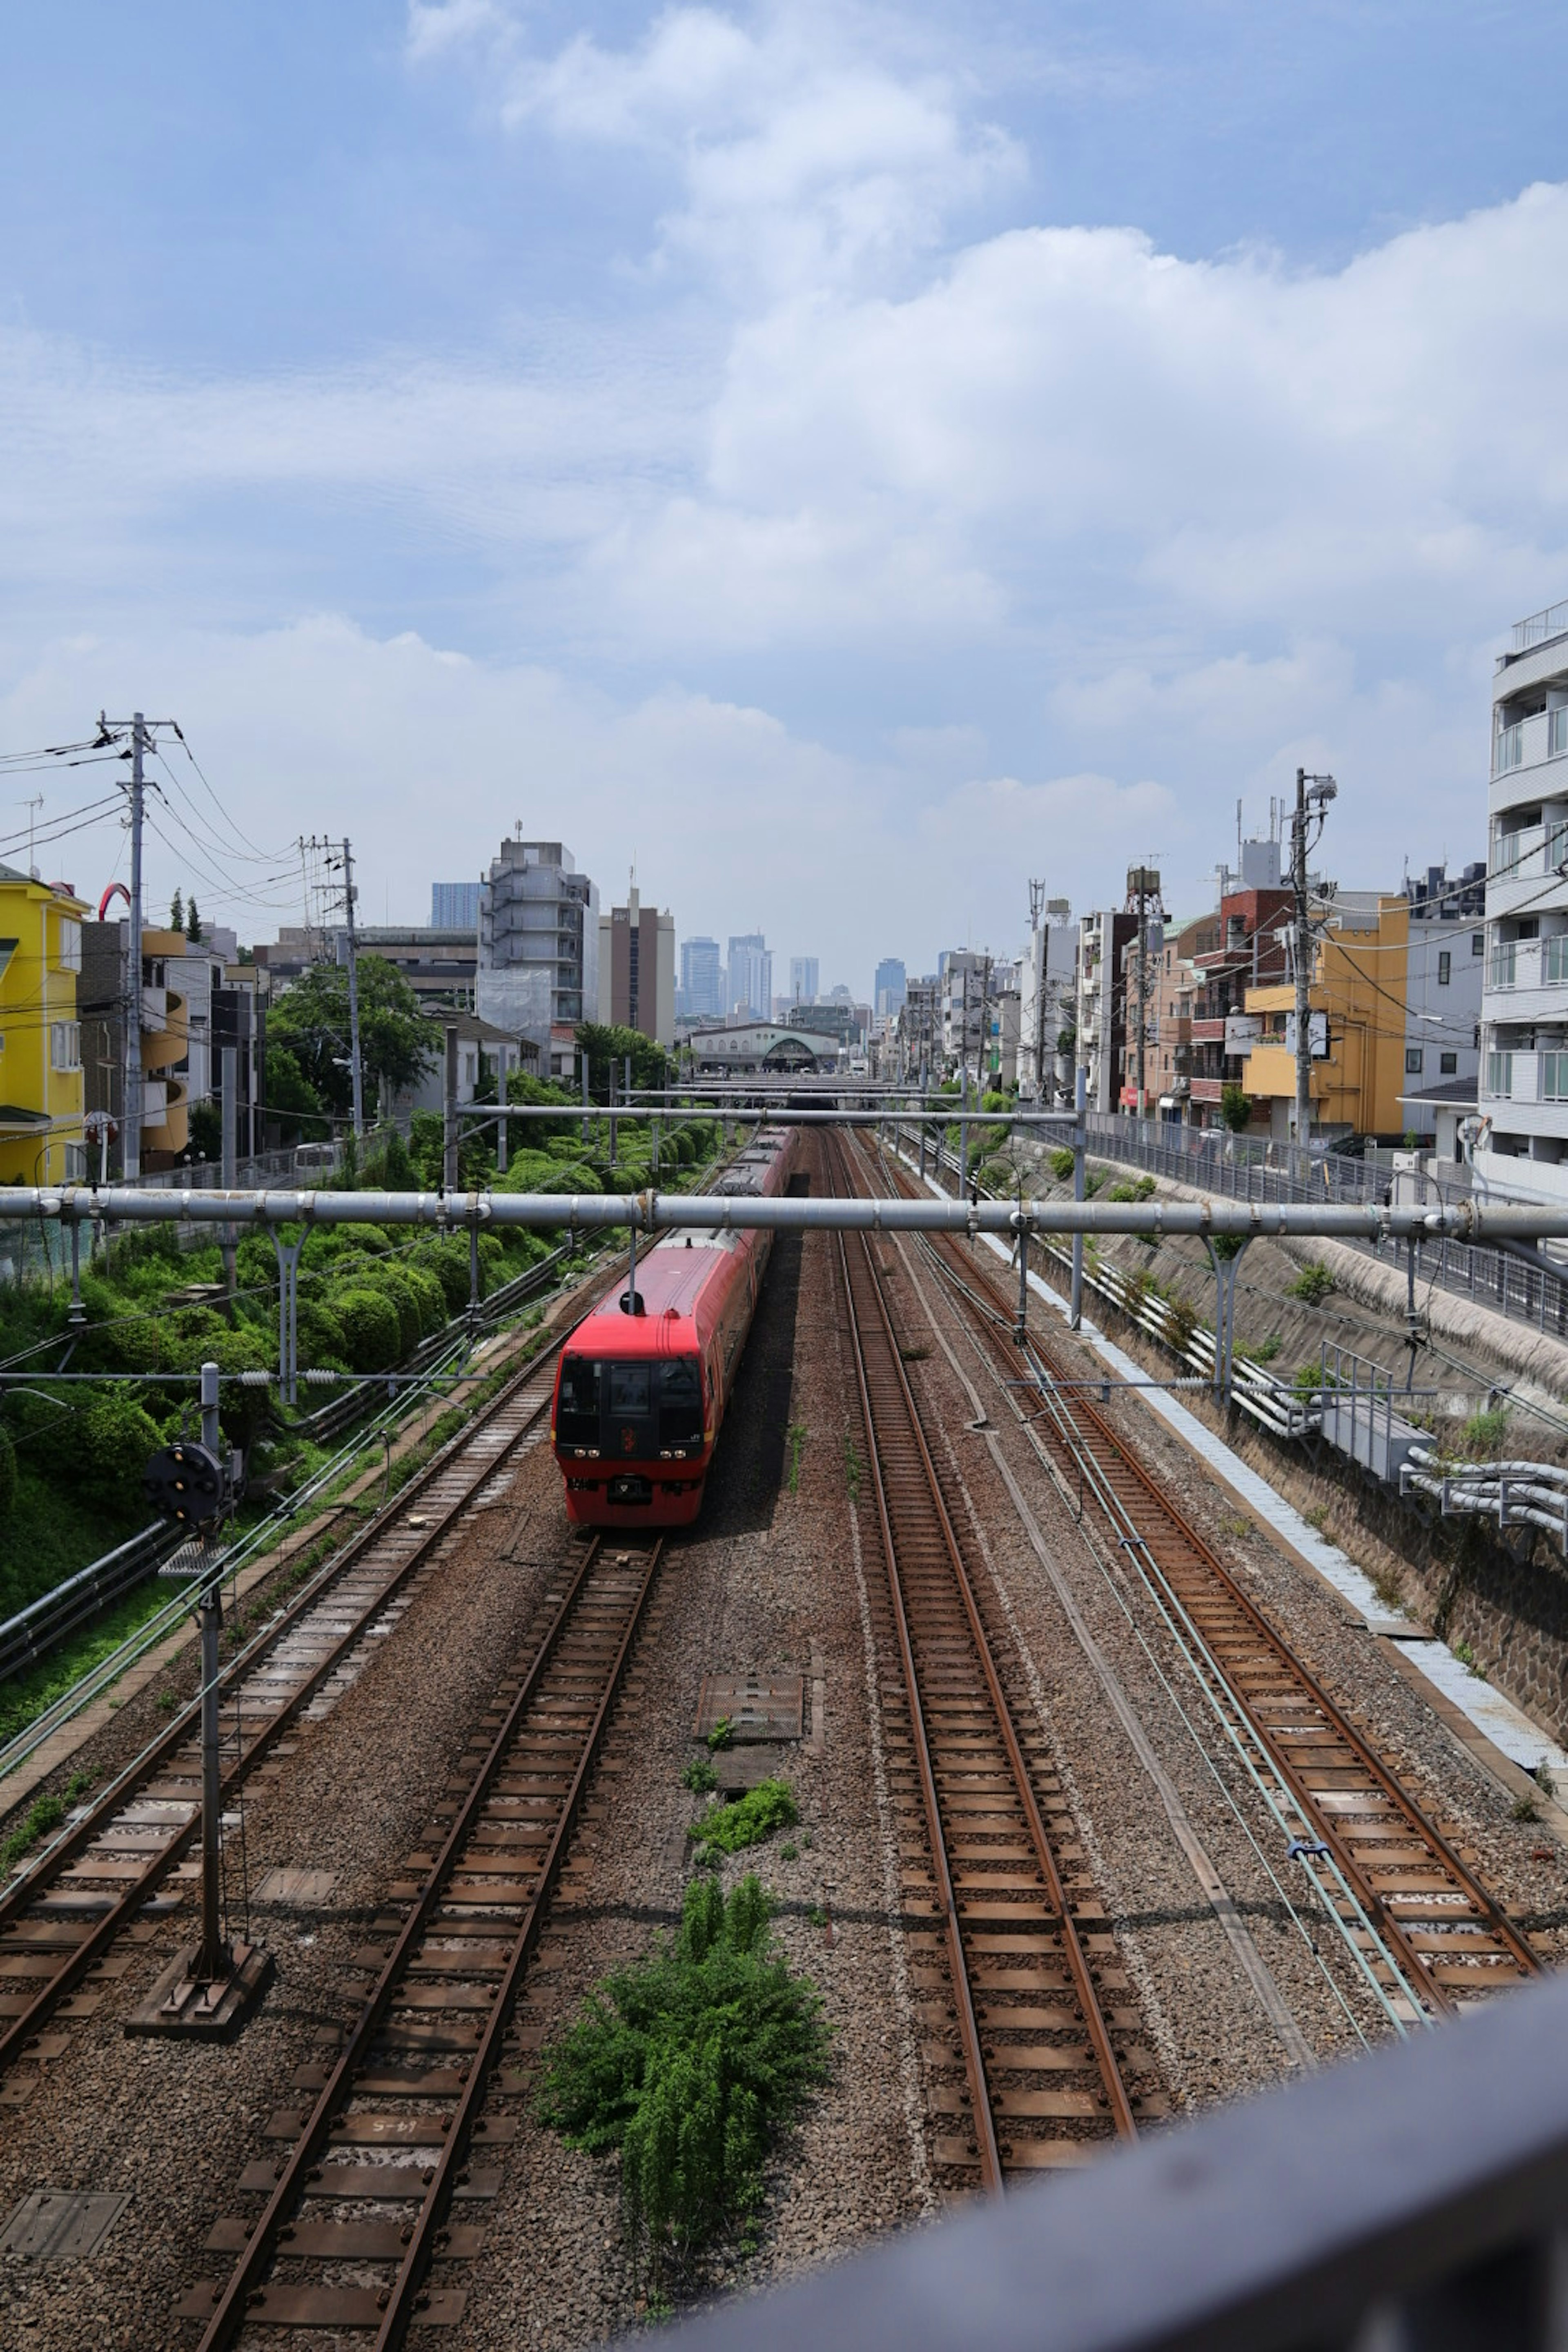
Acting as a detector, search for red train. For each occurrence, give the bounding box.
[550,1126,800,1527]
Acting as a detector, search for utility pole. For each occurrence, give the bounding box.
[1291,769,1338,1153]
[341,838,364,1139]
[1125,864,1164,1122]
[125,713,146,1180]
[1028,880,1046,1101]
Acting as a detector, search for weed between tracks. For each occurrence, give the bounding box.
[536,1873,829,2294]
[689,1778,799,1856]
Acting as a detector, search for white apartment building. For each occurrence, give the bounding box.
[1478,597,1568,1205]
[1016,898,1074,1098]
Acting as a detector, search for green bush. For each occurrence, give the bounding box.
[536,1873,828,2276]
[347,1262,422,1355]
[334,1286,402,1372]
[689,1777,798,1855]
[0,1425,16,1519]
[1048,1147,1074,1182]
[413,1238,472,1314]
[295,1296,348,1372]
[79,1390,167,1509]
[1287,1261,1335,1304]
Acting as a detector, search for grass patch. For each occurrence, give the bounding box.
[1,1791,65,1873]
[680,1757,718,1795]
[1458,1405,1510,1460]
[1251,1333,1283,1364]
[536,1873,829,2286]
[704,1715,734,1754]
[689,1778,798,1856]
[0,1573,199,1749]
[1286,1261,1335,1304]
[1513,1792,1539,1823]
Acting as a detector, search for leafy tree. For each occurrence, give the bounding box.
[186,895,202,941]
[267,954,436,1120]
[262,1044,330,1143]
[1220,1082,1253,1134]
[575,1022,671,1097]
[169,888,185,932]
[187,1100,223,1163]
[503,1070,578,1152]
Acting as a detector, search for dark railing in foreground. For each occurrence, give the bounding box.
[0,1521,186,1685]
[653,1970,1568,2352]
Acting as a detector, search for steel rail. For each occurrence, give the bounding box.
[889,1163,1542,2018]
[0,1330,570,2076]
[189,1531,663,2350]
[827,1132,1138,2176]
[833,1221,1002,2193]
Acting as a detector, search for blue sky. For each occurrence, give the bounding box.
[2,2,1567,987]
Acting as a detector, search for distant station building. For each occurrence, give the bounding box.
[686,1020,843,1074]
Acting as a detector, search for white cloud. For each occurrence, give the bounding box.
[414,2,1023,300]
[0,617,1119,979]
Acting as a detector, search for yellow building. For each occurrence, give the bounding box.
[0,864,90,1184]
[1241,895,1410,1142]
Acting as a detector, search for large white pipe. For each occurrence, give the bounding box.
[7,1184,1568,1242]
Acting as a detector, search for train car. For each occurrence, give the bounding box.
[550,1126,799,1528]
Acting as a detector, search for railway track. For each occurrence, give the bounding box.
[177,1529,662,2347]
[869,1135,1542,2026]
[825,1133,1151,2186]
[0,1334,568,2082]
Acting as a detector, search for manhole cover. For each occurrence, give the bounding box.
[695,1675,804,1743]
[0,2191,130,2261]
[253,1869,338,1907]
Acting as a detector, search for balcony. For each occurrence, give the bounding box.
[1189,1077,1225,1105]
[1512,598,1568,652]
[1481,1049,1568,1103]
[1488,937,1568,994]
[1490,817,1568,888]
[1492,707,1568,778]
[1191,1018,1227,1043]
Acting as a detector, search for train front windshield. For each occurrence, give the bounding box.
[557,1354,704,1450]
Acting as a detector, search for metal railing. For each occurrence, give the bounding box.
[1512,596,1568,651]
[1073,1112,1568,1341]
[0,1521,186,1685]
[652,1970,1568,2352]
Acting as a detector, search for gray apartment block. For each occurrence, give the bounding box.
[1478,598,1568,1206]
[477,838,597,1065]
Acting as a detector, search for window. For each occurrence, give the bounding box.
[659,1357,704,1444]
[607,1361,652,1416]
[556,1356,601,1445]
[1437,951,1451,986]
[1472,931,1484,956]
[1440,1052,1458,1076]
[55,918,81,973]
[1405,1047,1424,1075]
[64,1143,86,1180]
[49,1021,80,1072]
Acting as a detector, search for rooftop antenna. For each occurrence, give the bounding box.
[25,793,42,878]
